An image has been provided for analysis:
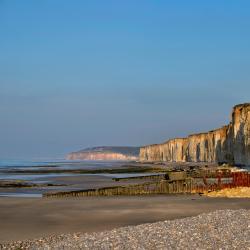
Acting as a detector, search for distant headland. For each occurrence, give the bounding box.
[66,146,140,161]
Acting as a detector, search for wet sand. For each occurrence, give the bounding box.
[0,174,148,197]
[0,195,250,243]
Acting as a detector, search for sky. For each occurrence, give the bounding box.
[0,0,250,159]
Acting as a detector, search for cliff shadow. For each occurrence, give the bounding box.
[215,136,234,166]
[233,122,248,166]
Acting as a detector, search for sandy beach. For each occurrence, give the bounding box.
[1,195,250,243]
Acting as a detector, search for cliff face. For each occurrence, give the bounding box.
[67,146,140,161]
[140,103,250,166]
[232,104,250,165]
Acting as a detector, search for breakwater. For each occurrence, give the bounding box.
[140,103,250,166]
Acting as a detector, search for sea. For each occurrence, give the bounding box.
[0,159,153,198]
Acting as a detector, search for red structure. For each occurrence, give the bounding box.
[195,171,250,193]
[232,172,250,187]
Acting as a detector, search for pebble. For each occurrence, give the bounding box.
[0,209,249,250]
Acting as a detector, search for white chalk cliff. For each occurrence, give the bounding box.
[140,103,250,166]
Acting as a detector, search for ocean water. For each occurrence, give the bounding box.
[0,159,134,181]
[0,159,142,197]
[0,159,121,169]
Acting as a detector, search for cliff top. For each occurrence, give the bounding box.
[140,125,229,148]
[233,103,250,109]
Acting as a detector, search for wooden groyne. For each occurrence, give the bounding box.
[43,171,250,198]
[43,180,193,198]
[112,174,165,182]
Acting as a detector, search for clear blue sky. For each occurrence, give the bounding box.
[0,0,250,159]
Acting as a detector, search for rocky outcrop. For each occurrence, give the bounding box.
[67,146,140,161]
[140,103,250,166]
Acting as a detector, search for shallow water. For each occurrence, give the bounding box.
[0,193,42,198]
[0,159,148,197]
[0,159,127,177]
[0,173,81,182]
